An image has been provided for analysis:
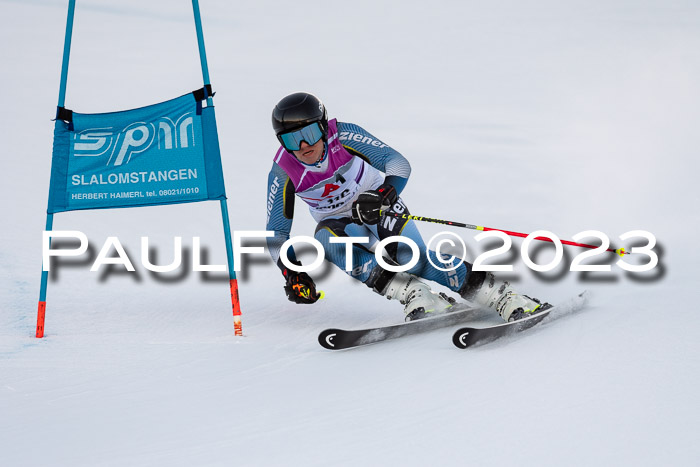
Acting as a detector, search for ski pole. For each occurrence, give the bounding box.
[380,211,628,256]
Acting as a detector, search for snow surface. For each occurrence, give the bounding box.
[1,0,699,465]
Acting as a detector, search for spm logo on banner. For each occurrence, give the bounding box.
[48,92,224,213]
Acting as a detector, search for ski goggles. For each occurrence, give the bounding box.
[278,122,324,151]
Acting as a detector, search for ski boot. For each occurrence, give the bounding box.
[366,268,455,321]
[459,271,551,322]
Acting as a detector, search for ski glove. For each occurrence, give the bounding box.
[283,262,322,304]
[351,182,398,225]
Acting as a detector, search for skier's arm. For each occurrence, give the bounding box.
[337,121,411,193]
[266,163,321,304]
[265,163,298,270]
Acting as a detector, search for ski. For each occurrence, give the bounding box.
[452,291,590,349]
[319,305,481,350]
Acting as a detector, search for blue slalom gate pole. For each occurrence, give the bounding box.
[57,0,76,109]
[192,0,213,107]
[37,0,76,338]
[192,0,242,335]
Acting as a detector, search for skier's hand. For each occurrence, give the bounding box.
[283,263,322,304]
[351,182,398,225]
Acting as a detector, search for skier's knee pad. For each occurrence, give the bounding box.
[315,217,355,238]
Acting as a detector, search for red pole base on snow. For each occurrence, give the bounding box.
[230,279,242,336]
[36,301,46,338]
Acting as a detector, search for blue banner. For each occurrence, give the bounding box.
[47,92,226,213]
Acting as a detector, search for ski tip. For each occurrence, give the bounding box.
[318,290,325,300]
[615,247,626,257]
[318,329,342,350]
[452,327,474,349]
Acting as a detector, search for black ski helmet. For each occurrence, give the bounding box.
[272,92,328,139]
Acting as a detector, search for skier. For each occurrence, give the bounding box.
[266,92,549,322]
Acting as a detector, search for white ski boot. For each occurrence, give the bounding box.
[461,272,550,322]
[382,272,456,321]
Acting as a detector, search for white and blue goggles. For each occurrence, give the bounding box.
[278,122,324,151]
